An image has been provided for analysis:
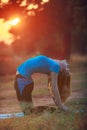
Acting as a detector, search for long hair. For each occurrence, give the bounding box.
[48,69,71,103]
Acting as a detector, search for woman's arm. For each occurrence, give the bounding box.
[50,72,68,111]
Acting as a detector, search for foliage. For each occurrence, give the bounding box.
[0,0,87,59]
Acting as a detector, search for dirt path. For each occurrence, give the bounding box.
[0,86,87,114]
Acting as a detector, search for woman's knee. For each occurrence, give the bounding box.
[19,101,33,115]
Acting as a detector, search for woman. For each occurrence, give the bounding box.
[14,55,71,115]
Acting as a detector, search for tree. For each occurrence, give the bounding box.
[1,0,87,59]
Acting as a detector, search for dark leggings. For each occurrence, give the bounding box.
[14,76,34,103]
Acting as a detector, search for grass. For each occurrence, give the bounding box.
[0,110,86,130]
[0,55,87,130]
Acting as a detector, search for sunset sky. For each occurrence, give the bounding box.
[0,0,49,45]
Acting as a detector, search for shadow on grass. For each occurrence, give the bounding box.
[29,106,59,115]
[22,96,87,115]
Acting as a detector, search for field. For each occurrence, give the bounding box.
[0,55,87,130]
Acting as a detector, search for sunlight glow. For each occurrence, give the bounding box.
[0,0,50,45]
[10,18,20,26]
[0,17,20,45]
[42,0,49,2]
[27,4,38,10]
[20,0,27,7]
[1,0,9,4]
[0,19,15,45]
[41,0,49,5]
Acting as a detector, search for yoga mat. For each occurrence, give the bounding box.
[0,112,24,119]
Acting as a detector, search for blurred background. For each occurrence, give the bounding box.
[0,0,87,75]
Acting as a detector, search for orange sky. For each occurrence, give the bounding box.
[0,0,50,45]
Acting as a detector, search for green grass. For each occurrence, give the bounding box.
[0,109,86,130]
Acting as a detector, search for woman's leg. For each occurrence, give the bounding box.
[14,77,34,115]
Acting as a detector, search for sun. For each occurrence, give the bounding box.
[10,18,20,26]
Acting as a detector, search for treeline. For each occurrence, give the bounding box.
[0,0,87,59]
